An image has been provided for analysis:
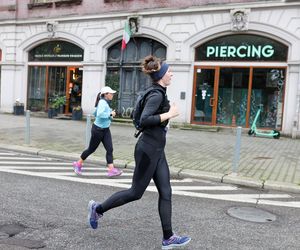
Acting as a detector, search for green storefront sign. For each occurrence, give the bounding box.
[196,34,288,62]
[29,41,84,62]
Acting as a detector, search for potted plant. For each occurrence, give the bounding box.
[52,95,66,114]
[48,102,57,118]
[13,99,24,115]
[72,105,83,120]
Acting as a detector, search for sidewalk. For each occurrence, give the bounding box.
[1,113,300,193]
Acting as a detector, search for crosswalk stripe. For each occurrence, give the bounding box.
[0,166,105,170]
[0,168,192,183]
[169,190,298,208]
[0,157,48,161]
[170,186,238,191]
[0,162,70,165]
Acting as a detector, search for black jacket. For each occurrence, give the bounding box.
[140,84,170,148]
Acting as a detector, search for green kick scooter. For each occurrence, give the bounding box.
[248,106,280,139]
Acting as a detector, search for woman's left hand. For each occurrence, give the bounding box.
[111,110,116,117]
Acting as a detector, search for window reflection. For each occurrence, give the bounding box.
[251,68,285,129]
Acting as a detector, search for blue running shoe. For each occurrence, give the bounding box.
[162,234,191,249]
[87,200,102,229]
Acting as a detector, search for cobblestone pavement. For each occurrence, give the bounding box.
[1,113,300,192]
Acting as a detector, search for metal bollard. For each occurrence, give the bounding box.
[85,114,91,148]
[232,126,242,174]
[25,110,30,144]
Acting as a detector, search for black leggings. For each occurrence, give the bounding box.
[98,139,172,236]
[81,124,113,164]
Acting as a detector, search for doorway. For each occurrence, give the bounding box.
[192,67,217,124]
[192,66,285,129]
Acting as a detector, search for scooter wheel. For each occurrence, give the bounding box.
[248,129,254,136]
[273,130,280,139]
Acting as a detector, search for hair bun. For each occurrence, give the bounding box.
[142,55,161,74]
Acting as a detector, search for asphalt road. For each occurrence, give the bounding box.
[0,155,299,250]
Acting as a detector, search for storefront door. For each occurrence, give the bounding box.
[192,67,218,124]
[67,67,82,112]
[48,66,83,113]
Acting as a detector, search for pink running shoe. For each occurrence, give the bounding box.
[73,161,82,175]
[107,167,123,177]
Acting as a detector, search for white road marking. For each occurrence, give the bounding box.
[0,161,68,165]
[0,157,48,161]
[170,190,299,208]
[1,166,102,170]
[168,186,238,191]
[0,153,300,208]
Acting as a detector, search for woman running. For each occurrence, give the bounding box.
[87,55,191,249]
[73,86,122,177]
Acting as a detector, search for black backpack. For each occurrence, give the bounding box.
[132,86,165,138]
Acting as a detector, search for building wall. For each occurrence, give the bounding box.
[0,0,299,136]
[0,0,274,20]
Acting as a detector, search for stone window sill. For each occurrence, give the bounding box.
[27,2,53,9]
[55,0,82,7]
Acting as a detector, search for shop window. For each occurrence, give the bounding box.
[48,66,67,103]
[106,38,166,118]
[217,68,250,126]
[250,68,285,129]
[27,66,47,111]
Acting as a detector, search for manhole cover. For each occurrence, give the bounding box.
[227,206,276,223]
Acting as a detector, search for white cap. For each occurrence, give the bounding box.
[100,86,117,94]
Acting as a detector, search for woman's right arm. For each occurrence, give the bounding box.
[160,103,179,122]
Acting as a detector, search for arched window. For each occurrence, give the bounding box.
[106,38,166,117]
[27,41,83,113]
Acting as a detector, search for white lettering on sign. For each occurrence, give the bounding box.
[206,45,274,58]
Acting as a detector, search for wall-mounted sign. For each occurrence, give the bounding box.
[29,41,84,62]
[195,34,288,62]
